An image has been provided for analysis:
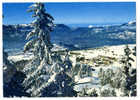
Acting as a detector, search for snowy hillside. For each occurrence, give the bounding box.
[7,44,136,96]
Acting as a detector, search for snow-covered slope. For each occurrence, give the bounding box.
[7,44,136,96]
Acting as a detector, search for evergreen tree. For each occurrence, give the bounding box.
[121,45,136,96]
[43,50,77,97]
[22,3,55,96]
[22,3,77,97]
[100,88,116,97]
[73,57,93,78]
[130,46,136,96]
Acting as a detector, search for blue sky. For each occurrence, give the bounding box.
[3,2,136,25]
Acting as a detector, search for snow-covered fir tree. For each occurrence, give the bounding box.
[121,45,136,96]
[130,46,136,96]
[41,50,77,97]
[22,2,55,96]
[73,56,93,79]
[22,2,77,97]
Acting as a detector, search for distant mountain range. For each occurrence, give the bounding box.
[3,21,136,51]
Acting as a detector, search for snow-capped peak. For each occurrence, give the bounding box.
[20,24,30,26]
[128,20,136,25]
[88,25,93,28]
